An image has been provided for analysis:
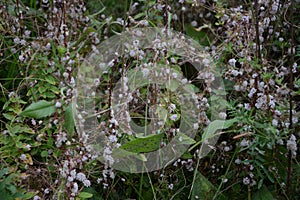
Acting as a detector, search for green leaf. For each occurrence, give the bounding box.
[3,113,15,120]
[180,151,193,159]
[168,79,179,92]
[41,150,48,157]
[21,100,56,119]
[38,85,47,94]
[22,192,37,199]
[191,172,226,200]
[202,118,239,141]
[252,185,273,200]
[0,168,8,178]
[78,192,93,199]
[45,75,57,85]
[176,132,196,145]
[120,134,164,153]
[63,103,75,136]
[6,124,35,136]
[57,46,67,54]
[189,118,239,151]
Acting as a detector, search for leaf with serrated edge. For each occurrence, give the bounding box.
[21,100,56,119]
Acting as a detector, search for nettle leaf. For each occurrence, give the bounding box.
[21,100,56,119]
[120,133,164,153]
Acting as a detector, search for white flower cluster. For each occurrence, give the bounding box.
[287,134,297,158]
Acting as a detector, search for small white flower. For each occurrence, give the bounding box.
[44,188,49,194]
[170,114,178,121]
[178,137,183,142]
[19,55,24,61]
[97,178,103,184]
[83,179,91,187]
[140,20,148,26]
[224,146,230,152]
[71,182,78,193]
[31,119,36,126]
[235,158,241,164]
[191,21,198,27]
[76,172,87,182]
[168,183,174,190]
[55,102,62,108]
[181,78,188,84]
[129,50,136,57]
[193,123,199,130]
[272,119,278,126]
[94,78,100,86]
[14,37,20,44]
[228,58,236,66]
[231,70,239,76]
[171,57,176,63]
[33,196,41,200]
[244,103,251,110]
[63,72,69,78]
[169,103,176,111]
[70,169,76,178]
[20,154,26,161]
[219,112,227,119]
[248,88,257,98]
[243,177,250,185]
[25,30,31,36]
[68,176,74,182]
[240,138,249,147]
[20,39,26,45]
[287,134,297,158]
[142,68,150,77]
[109,135,118,143]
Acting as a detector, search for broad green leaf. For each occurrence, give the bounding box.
[202,118,239,141]
[78,192,93,199]
[120,133,164,153]
[63,103,75,136]
[191,172,226,200]
[252,185,274,200]
[189,118,239,151]
[111,148,147,162]
[21,100,56,119]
